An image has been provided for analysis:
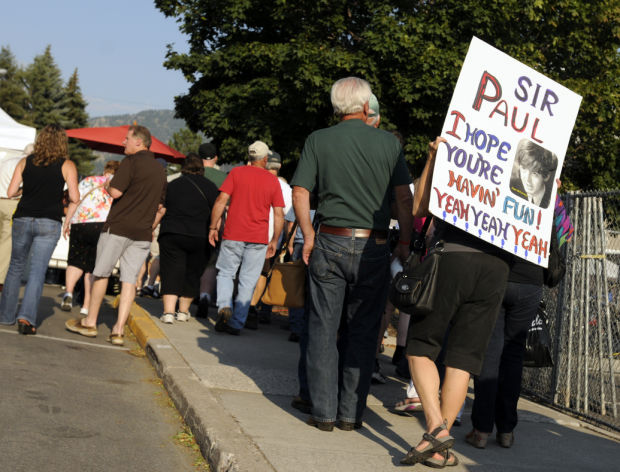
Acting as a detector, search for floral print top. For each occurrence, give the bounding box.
[70,175,113,224]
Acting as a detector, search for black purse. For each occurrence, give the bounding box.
[389,218,442,316]
[543,222,566,288]
[523,301,554,368]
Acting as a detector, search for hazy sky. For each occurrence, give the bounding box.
[1,0,190,117]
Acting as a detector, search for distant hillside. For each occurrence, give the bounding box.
[89,109,186,143]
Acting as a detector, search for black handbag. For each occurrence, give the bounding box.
[544,222,566,288]
[389,218,442,315]
[523,301,554,368]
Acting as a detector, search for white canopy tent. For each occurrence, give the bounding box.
[0,107,36,160]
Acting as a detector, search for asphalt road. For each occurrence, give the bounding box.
[0,285,201,472]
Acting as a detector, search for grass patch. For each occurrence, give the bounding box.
[174,426,210,471]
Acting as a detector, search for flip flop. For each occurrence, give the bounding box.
[391,397,423,416]
[107,333,125,346]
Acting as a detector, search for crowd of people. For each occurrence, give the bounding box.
[0,77,571,468]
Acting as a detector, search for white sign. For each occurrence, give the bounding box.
[430,37,582,267]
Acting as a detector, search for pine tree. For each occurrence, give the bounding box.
[64,69,94,175]
[23,45,68,128]
[63,69,89,128]
[0,46,30,123]
[168,127,203,156]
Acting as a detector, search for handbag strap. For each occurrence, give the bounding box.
[412,216,432,252]
[273,221,298,268]
[255,221,299,306]
[184,175,208,201]
[78,183,106,208]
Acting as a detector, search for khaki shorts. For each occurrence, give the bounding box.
[93,230,151,284]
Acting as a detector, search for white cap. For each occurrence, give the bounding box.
[248,140,270,159]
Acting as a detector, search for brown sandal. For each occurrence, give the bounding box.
[400,422,454,465]
[107,333,125,346]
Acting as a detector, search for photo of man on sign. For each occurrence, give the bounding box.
[509,139,558,209]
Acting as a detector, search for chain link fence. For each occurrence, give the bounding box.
[522,190,620,432]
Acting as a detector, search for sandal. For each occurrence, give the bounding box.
[391,397,423,416]
[423,449,459,468]
[400,422,454,465]
[17,319,36,335]
[107,333,125,346]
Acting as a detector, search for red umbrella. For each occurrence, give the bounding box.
[66,125,185,162]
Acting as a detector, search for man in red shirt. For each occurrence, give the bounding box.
[208,141,285,335]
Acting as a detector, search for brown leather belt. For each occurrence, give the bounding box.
[319,224,388,239]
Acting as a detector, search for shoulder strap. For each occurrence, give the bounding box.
[254,221,299,306]
[413,216,433,252]
[184,175,208,201]
[78,184,106,207]
[274,221,298,264]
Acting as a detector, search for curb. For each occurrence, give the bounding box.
[127,302,275,472]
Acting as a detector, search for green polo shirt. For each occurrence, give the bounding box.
[203,166,227,189]
[291,119,411,230]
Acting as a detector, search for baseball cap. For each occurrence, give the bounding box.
[368,93,380,118]
[198,142,218,159]
[268,151,281,164]
[248,140,270,159]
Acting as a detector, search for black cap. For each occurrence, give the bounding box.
[198,142,218,159]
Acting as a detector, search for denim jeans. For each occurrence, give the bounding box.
[216,239,268,330]
[471,281,543,433]
[0,217,61,326]
[306,232,390,423]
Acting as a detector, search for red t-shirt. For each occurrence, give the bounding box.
[220,165,285,244]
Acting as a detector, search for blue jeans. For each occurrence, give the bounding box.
[306,232,390,423]
[0,217,61,326]
[471,281,543,433]
[216,239,268,330]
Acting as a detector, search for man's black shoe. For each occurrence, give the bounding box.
[214,307,232,332]
[245,311,258,330]
[223,325,240,336]
[307,417,334,432]
[291,396,312,414]
[336,420,363,431]
[288,332,300,343]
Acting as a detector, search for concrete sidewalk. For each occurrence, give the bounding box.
[128,297,619,472]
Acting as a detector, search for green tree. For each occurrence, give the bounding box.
[0,46,30,124]
[64,69,95,175]
[23,45,68,129]
[168,127,204,156]
[156,0,619,187]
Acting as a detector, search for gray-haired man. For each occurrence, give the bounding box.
[291,77,413,431]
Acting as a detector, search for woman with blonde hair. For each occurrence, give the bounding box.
[0,124,79,334]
